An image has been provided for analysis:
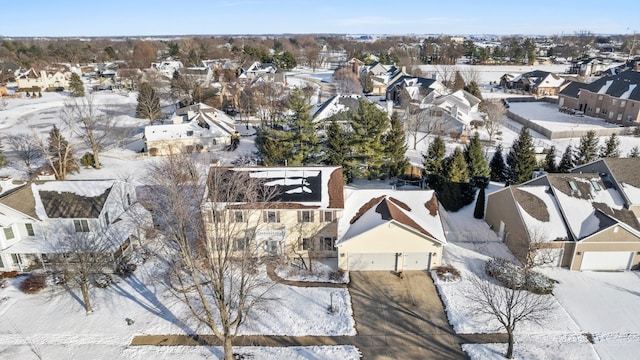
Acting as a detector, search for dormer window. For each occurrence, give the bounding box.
[187,130,194,136]
[73,219,90,233]
[3,227,15,240]
[25,223,35,236]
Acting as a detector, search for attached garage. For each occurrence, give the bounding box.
[402,252,432,271]
[580,251,634,271]
[348,253,397,271]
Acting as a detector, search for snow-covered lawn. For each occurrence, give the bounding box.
[509,101,622,131]
[276,258,349,284]
[436,187,640,359]
[0,246,355,359]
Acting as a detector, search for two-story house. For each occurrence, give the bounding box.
[0,179,151,272]
[16,68,71,92]
[558,70,640,126]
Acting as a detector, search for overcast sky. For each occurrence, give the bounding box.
[2,0,637,37]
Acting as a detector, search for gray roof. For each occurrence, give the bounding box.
[560,70,640,101]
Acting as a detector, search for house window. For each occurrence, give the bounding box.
[25,223,35,236]
[11,254,20,265]
[628,115,633,122]
[598,95,603,100]
[3,227,15,240]
[299,210,314,223]
[609,112,614,119]
[186,130,194,136]
[323,211,334,223]
[322,237,336,251]
[234,237,250,251]
[595,107,600,113]
[617,114,622,121]
[127,193,131,206]
[300,237,311,251]
[73,219,90,233]
[611,99,617,106]
[233,211,245,223]
[105,212,110,225]
[264,211,280,223]
[621,100,626,107]
[568,181,578,192]
[591,180,601,191]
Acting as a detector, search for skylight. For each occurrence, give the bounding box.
[591,180,601,191]
[568,181,578,192]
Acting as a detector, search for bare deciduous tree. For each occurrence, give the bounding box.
[467,274,555,359]
[434,64,457,89]
[145,156,278,360]
[333,66,362,95]
[62,95,117,169]
[404,107,444,150]
[483,100,507,143]
[7,133,43,172]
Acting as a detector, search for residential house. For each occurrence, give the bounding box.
[336,188,445,271]
[485,171,640,271]
[568,58,612,77]
[151,60,184,78]
[385,75,447,108]
[238,62,285,83]
[558,70,640,126]
[0,179,151,272]
[16,68,71,91]
[144,103,237,156]
[310,94,386,130]
[360,62,407,95]
[412,89,483,136]
[201,166,447,271]
[202,166,345,258]
[499,70,570,96]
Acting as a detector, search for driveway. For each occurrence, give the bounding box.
[348,271,467,360]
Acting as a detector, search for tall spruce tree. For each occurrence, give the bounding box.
[506,127,536,184]
[465,132,490,188]
[68,72,85,97]
[348,100,389,180]
[446,147,470,183]
[285,88,319,165]
[47,125,79,180]
[629,146,640,158]
[136,82,162,121]
[558,145,576,173]
[599,133,620,158]
[255,127,292,166]
[489,144,508,182]
[474,186,486,219]
[464,81,482,100]
[324,119,353,182]
[382,112,408,179]
[424,136,446,190]
[543,145,557,173]
[576,130,599,165]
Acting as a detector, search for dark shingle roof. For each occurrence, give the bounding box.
[40,188,111,218]
[565,71,640,101]
[603,158,640,188]
[512,188,550,222]
[559,80,587,98]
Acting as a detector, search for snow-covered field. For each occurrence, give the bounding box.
[436,184,640,359]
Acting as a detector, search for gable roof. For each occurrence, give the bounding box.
[310,94,374,123]
[339,188,446,244]
[571,157,640,206]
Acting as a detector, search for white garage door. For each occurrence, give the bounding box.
[580,251,633,271]
[402,253,431,271]
[348,253,397,271]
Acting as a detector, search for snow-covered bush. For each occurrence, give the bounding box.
[19,273,47,294]
[485,258,556,294]
[92,273,113,288]
[435,264,461,282]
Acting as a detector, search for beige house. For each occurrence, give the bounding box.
[16,68,71,91]
[337,188,446,271]
[144,103,237,156]
[485,172,640,271]
[202,166,345,259]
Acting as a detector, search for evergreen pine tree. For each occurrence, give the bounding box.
[348,100,389,180]
[285,88,319,165]
[324,119,353,182]
[136,82,162,121]
[423,136,446,190]
[474,186,486,219]
[446,147,469,183]
[464,81,482,100]
[255,127,292,166]
[453,71,465,91]
[506,127,536,184]
[68,72,85,97]
[543,145,557,173]
[599,133,620,158]
[0,138,7,168]
[382,112,408,179]
[558,145,576,173]
[628,146,640,158]
[576,130,599,165]
[489,144,508,182]
[465,132,490,188]
[47,125,79,179]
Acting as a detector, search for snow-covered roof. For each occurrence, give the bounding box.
[145,108,235,142]
[311,94,374,123]
[338,188,445,245]
[208,166,344,210]
[512,186,570,241]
